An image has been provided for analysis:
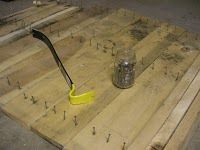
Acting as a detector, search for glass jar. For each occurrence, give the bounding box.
[113,48,136,89]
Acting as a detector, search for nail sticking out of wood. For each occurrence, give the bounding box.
[31,96,37,104]
[111,47,115,56]
[106,133,111,143]
[151,63,154,70]
[45,101,48,109]
[122,142,126,150]
[92,126,96,135]
[23,93,28,99]
[64,111,66,120]
[90,39,92,46]
[53,105,56,114]
[17,81,21,89]
[176,72,180,81]
[74,116,78,126]
[7,77,11,86]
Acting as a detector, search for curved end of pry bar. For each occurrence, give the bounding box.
[69,84,95,105]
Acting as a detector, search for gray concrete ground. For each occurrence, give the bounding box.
[182,115,200,150]
[0,110,59,150]
[0,0,200,150]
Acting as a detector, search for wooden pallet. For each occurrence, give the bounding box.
[0,6,200,150]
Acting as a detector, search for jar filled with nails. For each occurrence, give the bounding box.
[113,48,136,89]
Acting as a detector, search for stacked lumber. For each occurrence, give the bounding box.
[0,3,200,150]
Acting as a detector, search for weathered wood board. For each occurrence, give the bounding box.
[0,3,66,37]
[0,5,200,150]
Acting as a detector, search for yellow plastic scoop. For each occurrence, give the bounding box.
[32,29,95,105]
[69,84,95,104]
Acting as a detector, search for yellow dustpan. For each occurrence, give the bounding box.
[32,29,95,105]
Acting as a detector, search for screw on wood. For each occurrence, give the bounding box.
[23,93,28,99]
[92,126,96,135]
[45,101,48,109]
[74,115,78,126]
[106,133,111,143]
[31,96,37,104]
[122,142,126,150]
[7,77,11,86]
[17,81,21,89]
[64,111,66,120]
[53,105,56,114]
[176,72,180,81]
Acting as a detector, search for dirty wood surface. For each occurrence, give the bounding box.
[0,5,200,150]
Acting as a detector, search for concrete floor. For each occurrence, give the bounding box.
[0,0,200,150]
[0,110,58,150]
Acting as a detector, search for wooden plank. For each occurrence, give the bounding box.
[147,69,200,150]
[30,25,184,148]
[65,39,199,150]
[0,7,79,46]
[128,54,200,150]
[0,11,101,72]
[164,91,200,150]
[0,4,65,37]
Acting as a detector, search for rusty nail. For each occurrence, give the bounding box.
[7,77,11,86]
[31,96,37,104]
[45,101,48,109]
[112,47,115,56]
[106,133,111,143]
[92,126,96,135]
[17,81,21,89]
[71,32,73,39]
[165,66,168,75]
[74,116,78,126]
[141,57,144,65]
[23,93,28,99]
[151,63,154,70]
[122,142,126,150]
[90,39,92,46]
[53,105,56,114]
[176,72,180,81]
[64,111,66,120]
